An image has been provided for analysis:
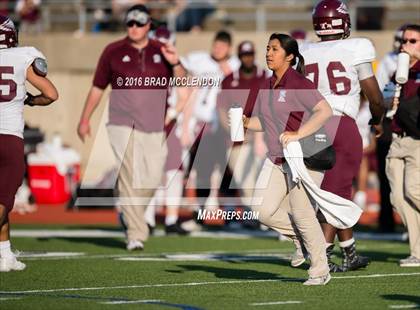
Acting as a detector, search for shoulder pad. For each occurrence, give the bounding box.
[349,38,376,65]
[32,57,48,77]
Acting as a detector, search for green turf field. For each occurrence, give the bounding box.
[0,227,419,310]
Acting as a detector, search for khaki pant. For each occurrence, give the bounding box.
[251,158,329,278]
[107,125,167,242]
[227,143,263,205]
[386,136,420,258]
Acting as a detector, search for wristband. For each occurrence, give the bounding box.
[171,61,181,68]
[24,93,36,106]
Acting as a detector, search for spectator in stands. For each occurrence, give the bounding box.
[15,0,42,34]
[175,0,214,32]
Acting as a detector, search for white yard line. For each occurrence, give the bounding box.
[0,273,419,295]
[115,253,291,262]
[0,297,23,301]
[101,299,162,305]
[389,305,419,309]
[250,301,302,306]
[18,249,293,261]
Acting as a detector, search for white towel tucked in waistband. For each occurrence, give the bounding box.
[283,141,362,229]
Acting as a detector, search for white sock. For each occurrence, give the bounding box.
[339,238,355,248]
[0,240,14,258]
[326,242,334,248]
[165,214,178,226]
[144,202,156,227]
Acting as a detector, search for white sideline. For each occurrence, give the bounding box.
[250,301,302,306]
[0,273,419,295]
[389,305,419,309]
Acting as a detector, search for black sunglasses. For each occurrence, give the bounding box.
[126,20,147,28]
[402,38,418,44]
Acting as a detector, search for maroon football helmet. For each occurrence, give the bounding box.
[312,0,351,39]
[0,15,18,49]
[153,26,175,45]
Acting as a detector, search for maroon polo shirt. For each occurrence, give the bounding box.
[392,60,420,134]
[93,37,173,132]
[217,66,267,145]
[256,67,325,165]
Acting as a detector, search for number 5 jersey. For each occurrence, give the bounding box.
[0,46,46,138]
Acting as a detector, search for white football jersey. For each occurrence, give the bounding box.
[376,52,398,91]
[181,51,240,123]
[0,46,45,138]
[301,38,375,120]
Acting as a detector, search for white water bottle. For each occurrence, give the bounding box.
[386,52,410,119]
[395,52,410,84]
[229,104,244,142]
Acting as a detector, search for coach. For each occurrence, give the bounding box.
[386,24,420,267]
[77,4,186,251]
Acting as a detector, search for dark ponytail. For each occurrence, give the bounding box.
[269,33,305,75]
[296,53,305,75]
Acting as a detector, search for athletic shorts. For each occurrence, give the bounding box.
[0,134,25,213]
[321,116,363,200]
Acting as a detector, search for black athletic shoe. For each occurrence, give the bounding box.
[341,242,370,271]
[327,244,344,273]
[165,222,190,235]
[147,224,155,236]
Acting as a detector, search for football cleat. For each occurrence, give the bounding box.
[0,256,26,272]
[327,244,344,273]
[165,222,189,236]
[341,242,370,271]
[303,273,331,286]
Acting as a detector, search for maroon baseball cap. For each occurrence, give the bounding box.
[290,29,307,40]
[238,41,255,56]
[154,26,171,42]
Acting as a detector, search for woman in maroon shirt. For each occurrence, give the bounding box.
[244,33,333,285]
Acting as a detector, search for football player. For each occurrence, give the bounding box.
[0,16,58,272]
[181,30,240,221]
[300,0,384,272]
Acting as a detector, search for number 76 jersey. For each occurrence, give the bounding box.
[0,46,45,138]
[300,38,375,120]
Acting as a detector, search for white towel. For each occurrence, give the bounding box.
[283,141,362,229]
